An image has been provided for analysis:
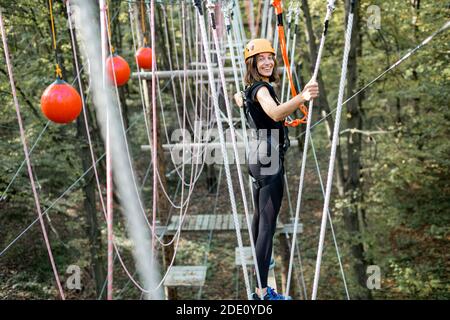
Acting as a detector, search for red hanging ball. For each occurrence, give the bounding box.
[40,79,82,124]
[135,47,153,69]
[106,54,130,86]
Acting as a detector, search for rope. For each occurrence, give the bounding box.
[284,6,300,102]
[280,3,294,103]
[260,0,270,38]
[309,135,350,299]
[98,0,114,300]
[0,11,65,299]
[0,114,147,259]
[47,0,63,78]
[197,166,223,300]
[311,0,355,300]
[1,121,50,202]
[296,19,450,140]
[207,0,263,298]
[282,172,308,299]
[223,2,255,212]
[285,0,336,298]
[194,0,253,299]
[160,4,183,130]
[140,0,147,44]
[272,0,307,127]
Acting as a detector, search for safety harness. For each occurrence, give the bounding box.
[242,81,288,189]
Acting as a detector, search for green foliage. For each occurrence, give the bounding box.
[0,0,448,299]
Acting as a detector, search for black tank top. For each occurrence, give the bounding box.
[244,81,289,157]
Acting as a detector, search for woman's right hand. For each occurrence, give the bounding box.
[300,80,319,102]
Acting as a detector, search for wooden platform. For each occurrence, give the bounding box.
[164,266,207,287]
[159,214,303,235]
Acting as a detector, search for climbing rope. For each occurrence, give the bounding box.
[283,5,301,102]
[207,0,264,298]
[272,0,308,127]
[47,0,63,78]
[296,19,450,141]
[194,0,254,299]
[223,0,255,211]
[280,2,294,103]
[309,135,350,299]
[311,0,356,300]
[285,0,336,297]
[0,10,65,300]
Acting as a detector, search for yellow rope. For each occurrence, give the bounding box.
[106,1,115,54]
[141,0,147,45]
[48,0,62,78]
[48,0,57,50]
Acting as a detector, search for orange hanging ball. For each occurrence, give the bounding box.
[135,47,153,69]
[40,79,82,124]
[106,54,131,86]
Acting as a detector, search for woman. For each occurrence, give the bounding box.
[239,38,319,300]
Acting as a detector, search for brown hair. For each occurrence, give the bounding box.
[244,54,279,86]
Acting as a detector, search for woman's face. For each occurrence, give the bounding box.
[256,52,275,80]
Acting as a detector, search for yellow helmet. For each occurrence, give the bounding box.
[244,38,276,62]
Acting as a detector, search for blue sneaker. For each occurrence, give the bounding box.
[250,287,292,300]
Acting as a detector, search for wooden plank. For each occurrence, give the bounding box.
[201,214,210,230]
[164,266,207,287]
[215,214,223,230]
[208,214,216,230]
[222,214,229,230]
[187,215,196,230]
[228,214,236,230]
[167,215,179,231]
[235,246,255,266]
[281,223,303,234]
[240,214,250,230]
[194,215,204,231]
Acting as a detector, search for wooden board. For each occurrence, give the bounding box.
[164,266,207,287]
[163,214,300,234]
[235,246,255,266]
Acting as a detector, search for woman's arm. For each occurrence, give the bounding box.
[256,80,319,122]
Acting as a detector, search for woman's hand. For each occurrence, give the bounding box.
[300,80,319,102]
[234,92,244,108]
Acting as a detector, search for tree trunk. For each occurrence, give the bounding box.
[343,0,372,300]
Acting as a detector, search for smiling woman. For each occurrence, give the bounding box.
[240,38,319,300]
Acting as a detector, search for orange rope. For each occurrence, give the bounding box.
[272,0,307,127]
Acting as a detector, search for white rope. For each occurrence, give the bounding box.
[283,173,308,299]
[194,0,253,299]
[311,0,353,300]
[197,165,223,299]
[284,7,300,101]
[309,134,350,299]
[285,0,336,297]
[280,5,294,103]
[295,19,450,140]
[222,1,255,215]
[0,10,65,299]
[260,0,270,38]
[207,0,263,298]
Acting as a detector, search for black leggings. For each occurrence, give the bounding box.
[249,164,284,288]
